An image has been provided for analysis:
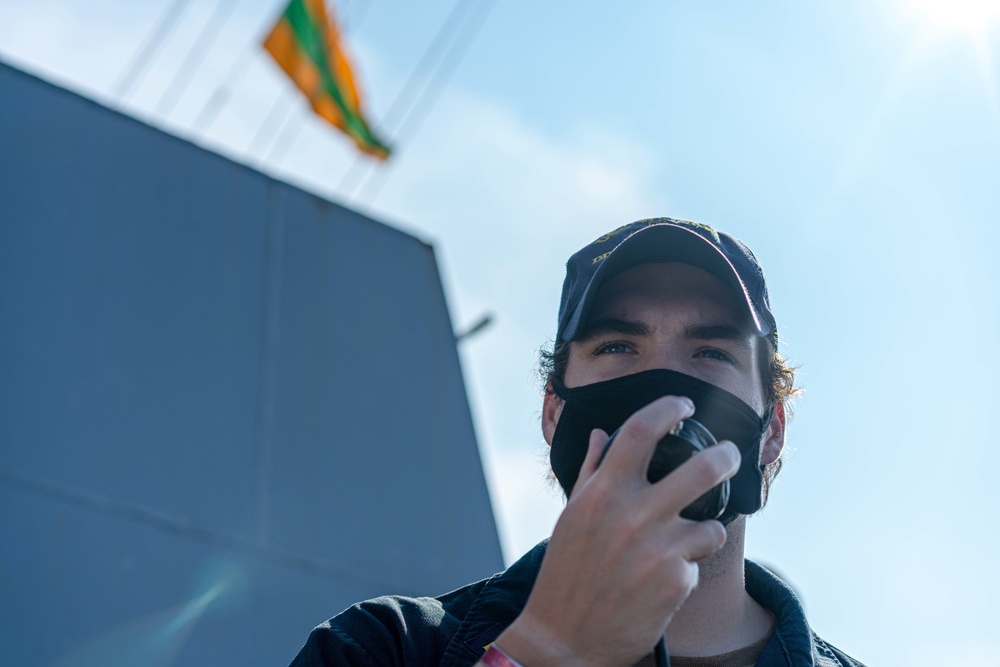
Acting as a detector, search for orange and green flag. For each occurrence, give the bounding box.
[263,0,391,159]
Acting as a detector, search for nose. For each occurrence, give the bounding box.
[637,342,686,375]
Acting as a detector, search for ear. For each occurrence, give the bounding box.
[760,401,786,466]
[541,386,565,446]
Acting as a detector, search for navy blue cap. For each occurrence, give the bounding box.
[557,218,777,345]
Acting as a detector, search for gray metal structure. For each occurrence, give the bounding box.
[0,60,503,666]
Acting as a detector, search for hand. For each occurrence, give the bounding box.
[493,395,741,667]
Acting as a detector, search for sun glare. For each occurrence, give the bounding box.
[904,0,1000,35]
[893,0,1000,146]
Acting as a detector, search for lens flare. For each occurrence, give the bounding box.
[50,562,245,667]
[895,0,1000,144]
[904,0,1000,35]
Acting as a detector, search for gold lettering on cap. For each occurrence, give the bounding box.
[592,251,613,264]
[592,225,632,244]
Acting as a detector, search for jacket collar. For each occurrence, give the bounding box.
[439,540,547,666]
[745,559,818,665]
[440,541,826,667]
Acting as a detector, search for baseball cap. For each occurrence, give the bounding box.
[556,217,777,345]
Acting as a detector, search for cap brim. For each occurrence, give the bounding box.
[560,223,770,341]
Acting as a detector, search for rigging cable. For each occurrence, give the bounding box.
[190,0,290,138]
[335,0,476,195]
[110,0,194,103]
[354,0,499,207]
[342,0,375,34]
[155,0,244,118]
[246,94,298,158]
[261,105,305,166]
[188,54,253,137]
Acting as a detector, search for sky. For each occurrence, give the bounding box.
[3,0,1000,665]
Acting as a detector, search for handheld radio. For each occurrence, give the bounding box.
[599,418,730,667]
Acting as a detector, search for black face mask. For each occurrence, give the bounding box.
[550,369,773,523]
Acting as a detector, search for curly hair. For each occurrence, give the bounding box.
[538,337,800,507]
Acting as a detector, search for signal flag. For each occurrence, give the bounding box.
[263,0,391,159]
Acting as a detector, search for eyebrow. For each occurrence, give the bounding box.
[575,317,650,342]
[687,323,754,354]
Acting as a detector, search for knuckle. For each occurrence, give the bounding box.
[617,512,646,542]
[685,561,700,592]
[661,579,684,602]
[660,558,697,601]
[659,570,685,600]
[711,520,728,547]
[651,394,690,412]
[620,417,658,444]
[574,481,611,516]
[688,452,725,486]
[699,520,728,550]
[664,395,694,413]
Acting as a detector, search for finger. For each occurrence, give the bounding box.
[675,561,700,610]
[570,428,609,498]
[672,519,728,562]
[649,441,741,516]
[654,560,700,617]
[600,395,694,481]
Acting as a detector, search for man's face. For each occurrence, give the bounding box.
[544,262,778,448]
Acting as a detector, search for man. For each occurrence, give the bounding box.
[291,218,864,666]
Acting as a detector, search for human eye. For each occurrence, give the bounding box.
[594,340,634,356]
[696,347,734,363]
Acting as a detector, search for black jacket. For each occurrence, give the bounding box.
[290,541,865,666]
